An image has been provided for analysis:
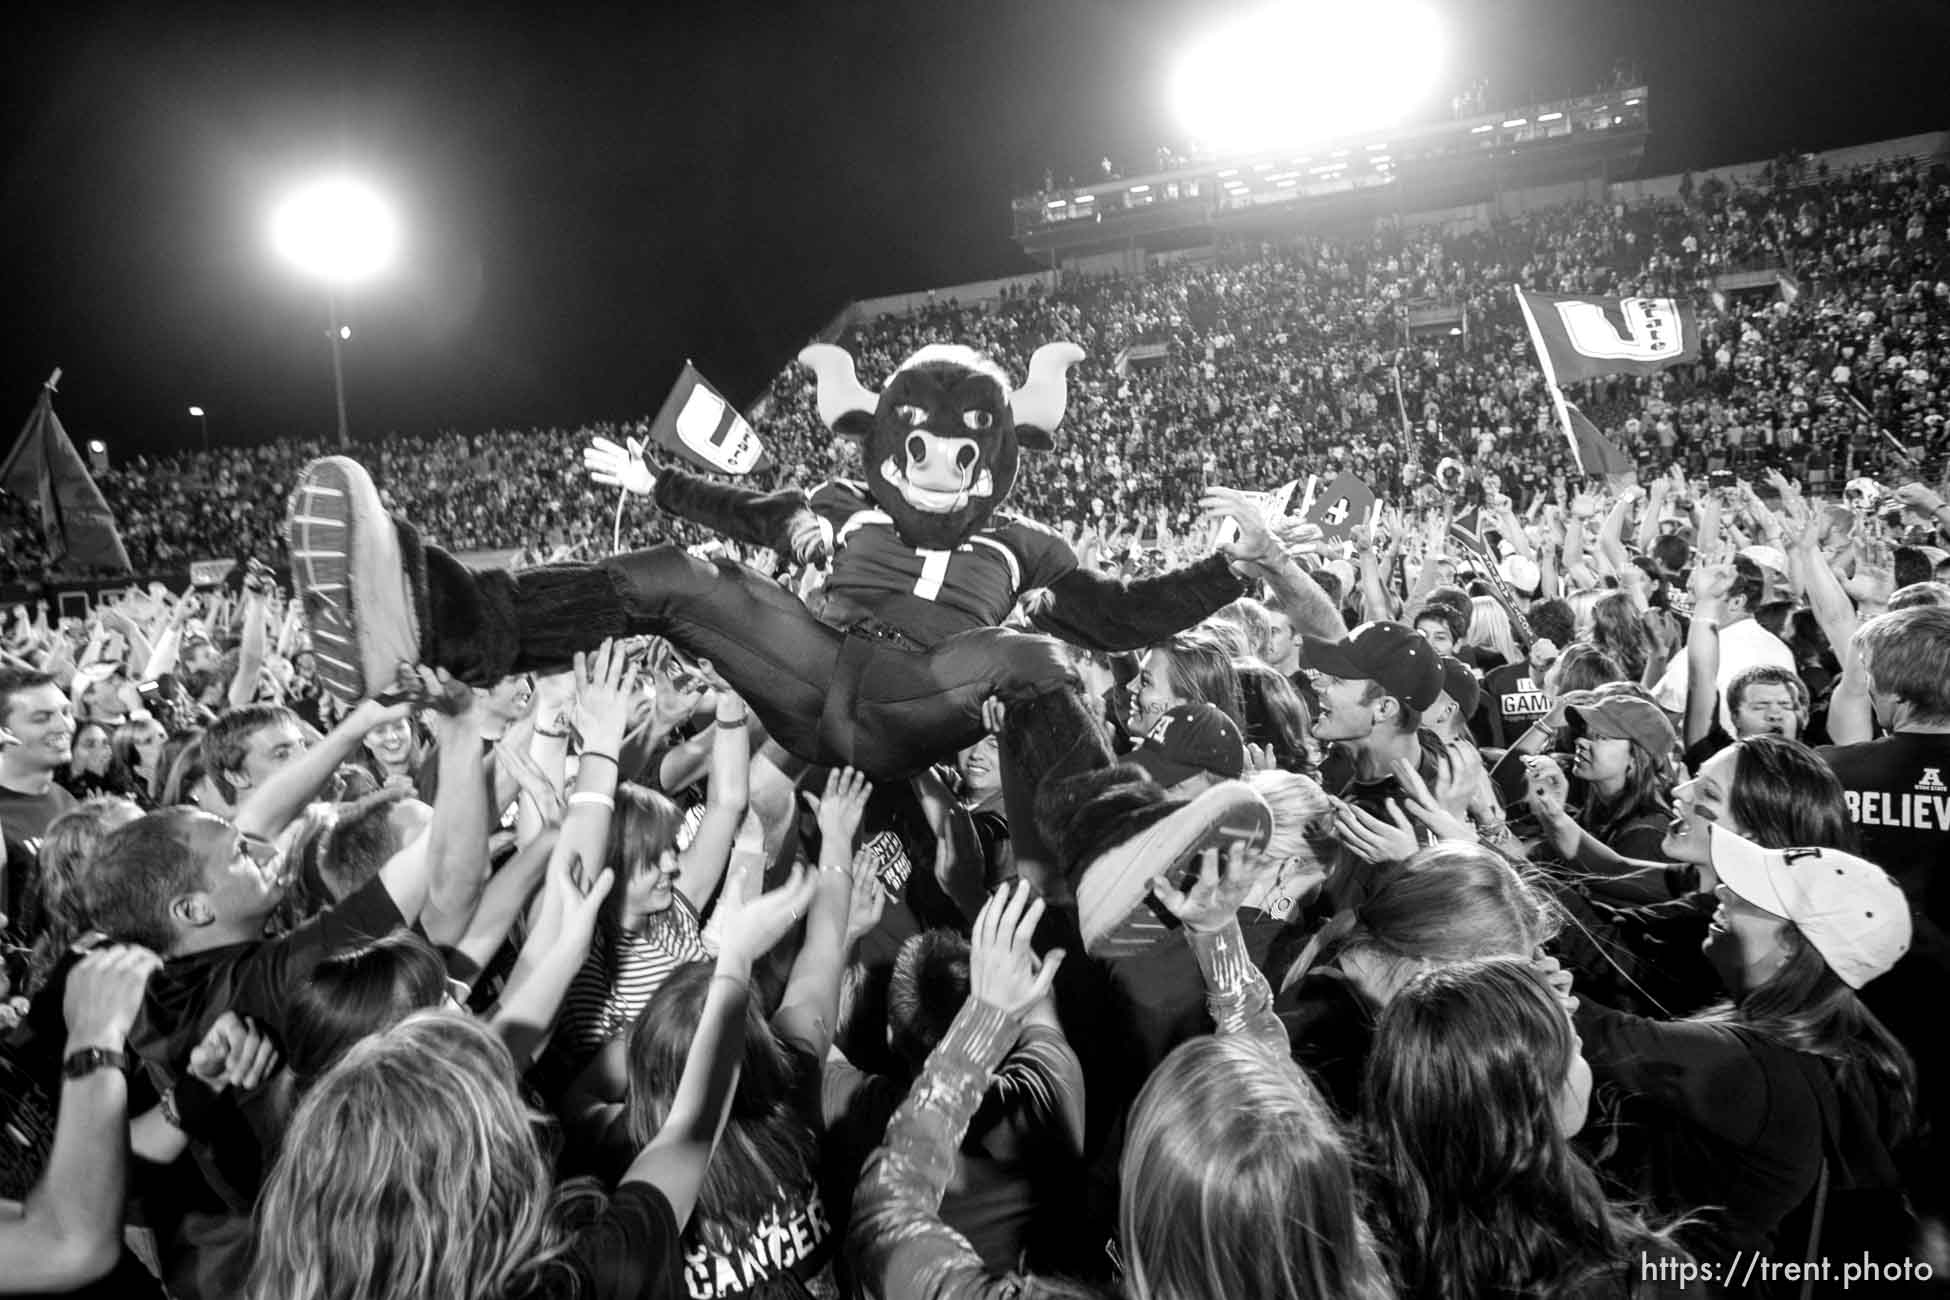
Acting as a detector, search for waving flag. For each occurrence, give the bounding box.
[1515,289,1700,383]
[649,362,769,475]
[2,376,131,574]
[1303,472,1377,541]
[1516,288,1697,480]
[1563,400,1635,482]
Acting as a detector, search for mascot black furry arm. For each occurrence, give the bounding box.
[284,339,1249,780]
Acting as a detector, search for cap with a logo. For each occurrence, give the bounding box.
[1300,621,1443,712]
[1709,825,1911,989]
[1437,655,1481,718]
[1569,695,1678,766]
[1127,703,1247,788]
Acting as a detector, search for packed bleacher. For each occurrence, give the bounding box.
[1,148,1949,1300]
[4,151,1944,588]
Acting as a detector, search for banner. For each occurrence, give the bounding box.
[187,559,237,587]
[1,380,132,575]
[648,363,769,475]
[1514,288,1700,384]
[1212,479,1298,548]
[1303,472,1377,542]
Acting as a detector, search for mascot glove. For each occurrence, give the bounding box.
[584,436,658,496]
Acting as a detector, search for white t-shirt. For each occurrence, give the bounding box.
[1652,616,1797,733]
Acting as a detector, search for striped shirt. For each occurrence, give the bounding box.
[557,893,707,1059]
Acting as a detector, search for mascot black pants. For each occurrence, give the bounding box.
[430,544,1077,780]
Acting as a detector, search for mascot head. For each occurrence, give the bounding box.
[799,340,1084,550]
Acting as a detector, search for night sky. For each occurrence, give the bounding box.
[3,0,1947,459]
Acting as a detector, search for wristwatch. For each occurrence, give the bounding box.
[62,1046,127,1081]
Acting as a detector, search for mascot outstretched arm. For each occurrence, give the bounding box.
[285,340,1254,780]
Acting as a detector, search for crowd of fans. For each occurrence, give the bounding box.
[0,149,1946,1300]
[5,152,1947,586]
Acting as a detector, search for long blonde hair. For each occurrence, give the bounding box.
[246,1012,587,1300]
[1466,595,1521,665]
[1120,1036,1391,1300]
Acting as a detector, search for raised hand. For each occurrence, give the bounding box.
[969,881,1063,1017]
[814,766,873,855]
[842,849,888,950]
[1199,487,1280,566]
[573,639,641,751]
[551,856,616,940]
[1398,750,1486,839]
[63,944,162,1052]
[1524,759,1581,857]
[1271,518,1327,558]
[715,865,820,970]
[1892,481,1946,517]
[583,435,657,496]
[1150,839,1266,933]
[1689,562,1737,613]
[1331,796,1421,865]
[496,736,566,825]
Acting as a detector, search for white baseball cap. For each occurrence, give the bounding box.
[1499,553,1542,594]
[1709,825,1911,989]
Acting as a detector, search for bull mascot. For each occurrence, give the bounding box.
[286,341,1273,952]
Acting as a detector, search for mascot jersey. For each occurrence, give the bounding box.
[795,479,1074,648]
[288,340,1246,780]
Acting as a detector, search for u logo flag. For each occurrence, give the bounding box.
[1515,288,1700,384]
[649,362,770,476]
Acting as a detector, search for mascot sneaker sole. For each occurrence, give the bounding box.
[286,457,420,704]
[1076,781,1273,960]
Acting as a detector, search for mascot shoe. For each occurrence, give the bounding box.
[286,456,422,703]
[1075,780,1273,959]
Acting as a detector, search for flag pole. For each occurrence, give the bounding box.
[1514,287,1587,476]
[1392,361,1413,445]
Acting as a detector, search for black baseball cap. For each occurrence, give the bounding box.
[1127,703,1247,787]
[1300,621,1444,712]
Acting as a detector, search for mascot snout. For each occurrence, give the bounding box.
[885,431,995,513]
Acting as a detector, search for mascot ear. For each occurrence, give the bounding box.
[1009,342,1085,448]
[798,344,879,438]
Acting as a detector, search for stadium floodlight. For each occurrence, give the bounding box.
[1170,0,1443,156]
[270,174,398,447]
[270,176,399,287]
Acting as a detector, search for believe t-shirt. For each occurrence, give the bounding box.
[1818,730,1950,921]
